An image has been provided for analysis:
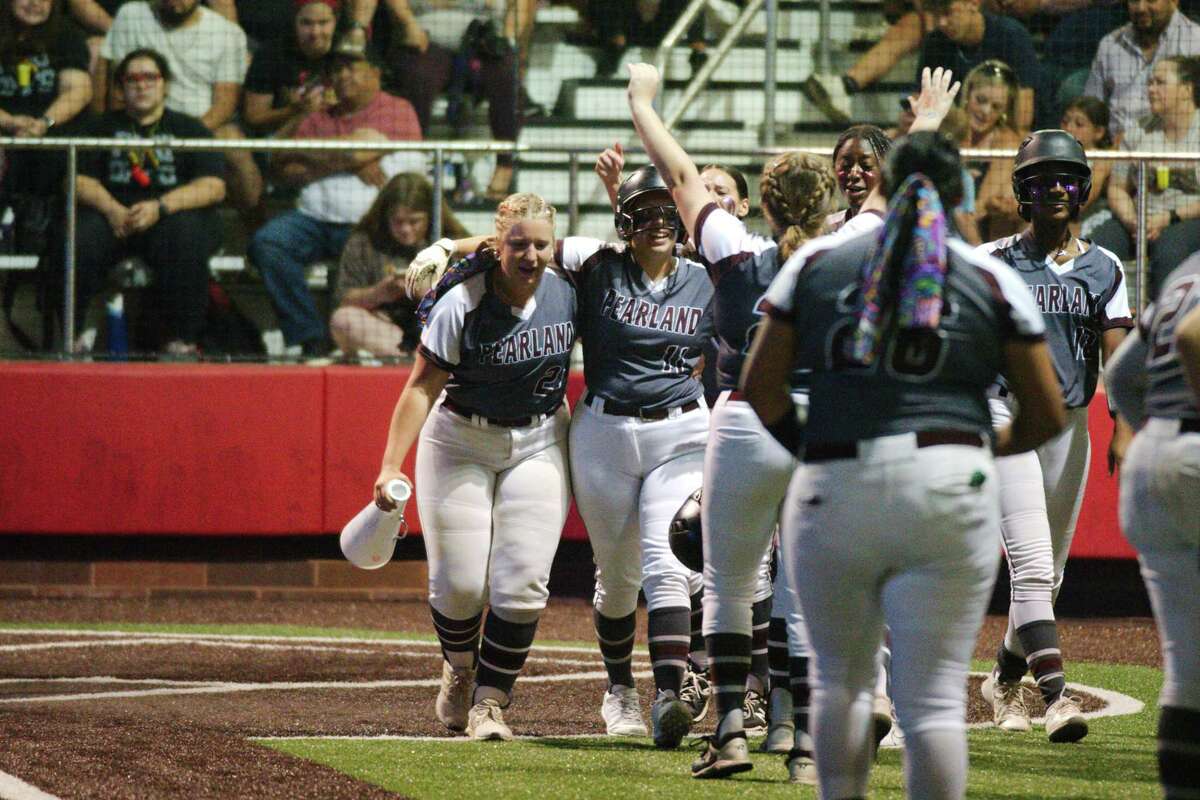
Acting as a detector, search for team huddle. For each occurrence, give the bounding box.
[370,64,1200,800]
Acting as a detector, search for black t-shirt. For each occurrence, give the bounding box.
[234,0,295,46]
[0,23,89,119]
[80,109,225,207]
[243,36,329,110]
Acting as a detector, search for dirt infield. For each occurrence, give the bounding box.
[0,597,1161,800]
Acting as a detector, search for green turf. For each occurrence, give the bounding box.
[262,661,1164,800]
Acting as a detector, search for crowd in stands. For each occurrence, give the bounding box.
[1,0,1199,357]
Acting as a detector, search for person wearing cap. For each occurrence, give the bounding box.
[242,0,341,136]
[248,33,423,357]
[94,0,262,212]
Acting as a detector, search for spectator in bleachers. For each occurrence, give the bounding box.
[330,172,468,356]
[916,0,1053,127]
[1084,0,1200,138]
[93,0,262,211]
[247,36,422,357]
[64,47,225,356]
[68,0,236,66]
[355,0,531,201]
[803,2,935,126]
[988,0,1127,109]
[1,0,93,210]
[586,0,708,79]
[1091,56,1200,293]
[961,60,1026,238]
[241,0,338,136]
[1059,94,1115,237]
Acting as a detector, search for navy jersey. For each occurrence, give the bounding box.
[1140,256,1200,420]
[419,258,577,418]
[558,237,714,411]
[764,234,1046,447]
[696,202,885,391]
[979,235,1133,408]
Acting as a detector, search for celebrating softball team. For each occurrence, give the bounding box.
[362,48,1176,798]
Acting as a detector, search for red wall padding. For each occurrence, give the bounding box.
[0,362,1135,557]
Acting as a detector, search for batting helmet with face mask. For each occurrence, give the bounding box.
[614,165,686,242]
[1011,129,1092,222]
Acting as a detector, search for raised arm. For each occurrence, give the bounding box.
[595,142,624,211]
[905,67,961,134]
[626,63,710,241]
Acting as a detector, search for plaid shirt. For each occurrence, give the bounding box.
[1084,10,1200,137]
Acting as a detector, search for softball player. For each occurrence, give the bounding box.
[629,63,964,779]
[744,132,1065,800]
[976,130,1134,742]
[557,164,716,751]
[373,193,577,742]
[1107,256,1200,800]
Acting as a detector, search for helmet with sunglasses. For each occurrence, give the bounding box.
[614,165,684,241]
[1012,129,1092,221]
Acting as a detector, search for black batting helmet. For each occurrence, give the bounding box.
[668,488,704,573]
[1011,129,1092,221]
[614,165,684,241]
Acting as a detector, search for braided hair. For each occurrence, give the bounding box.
[494,192,556,239]
[759,152,838,262]
[832,125,893,174]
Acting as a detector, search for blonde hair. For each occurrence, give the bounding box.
[760,152,837,262]
[962,60,1019,133]
[494,192,556,238]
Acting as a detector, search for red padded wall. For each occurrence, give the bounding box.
[0,362,1131,556]
[0,363,324,534]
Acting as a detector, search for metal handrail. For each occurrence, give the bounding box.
[663,0,766,131]
[652,0,714,106]
[3,136,1193,161]
[1,136,1179,352]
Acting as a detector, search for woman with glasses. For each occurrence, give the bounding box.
[59,47,225,356]
[976,128,1134,743]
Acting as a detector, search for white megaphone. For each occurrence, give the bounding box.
[340,478,412,570]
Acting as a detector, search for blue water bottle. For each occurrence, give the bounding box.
[106,293,129,360]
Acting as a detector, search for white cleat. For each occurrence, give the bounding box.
[466,698,513,741]
[434,661,474,733]
[1044,695,1089,743]
[981,671,1033,733]
[787,732,819,785]
[601,684,648,736]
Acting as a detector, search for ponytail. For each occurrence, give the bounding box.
[848,173,949,365]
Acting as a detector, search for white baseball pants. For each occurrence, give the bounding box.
[1120,419,1200,710]
[416,403,572,622]
[570,397,709,616]
[701,393,796,635]
[782,435,999,800]
[990,398,1091,647]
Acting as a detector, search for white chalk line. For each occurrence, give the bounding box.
[0,669,653,706]
[0,627,640,655]
[0,770,61,800]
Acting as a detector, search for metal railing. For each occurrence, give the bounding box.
[0,136,1180,355]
